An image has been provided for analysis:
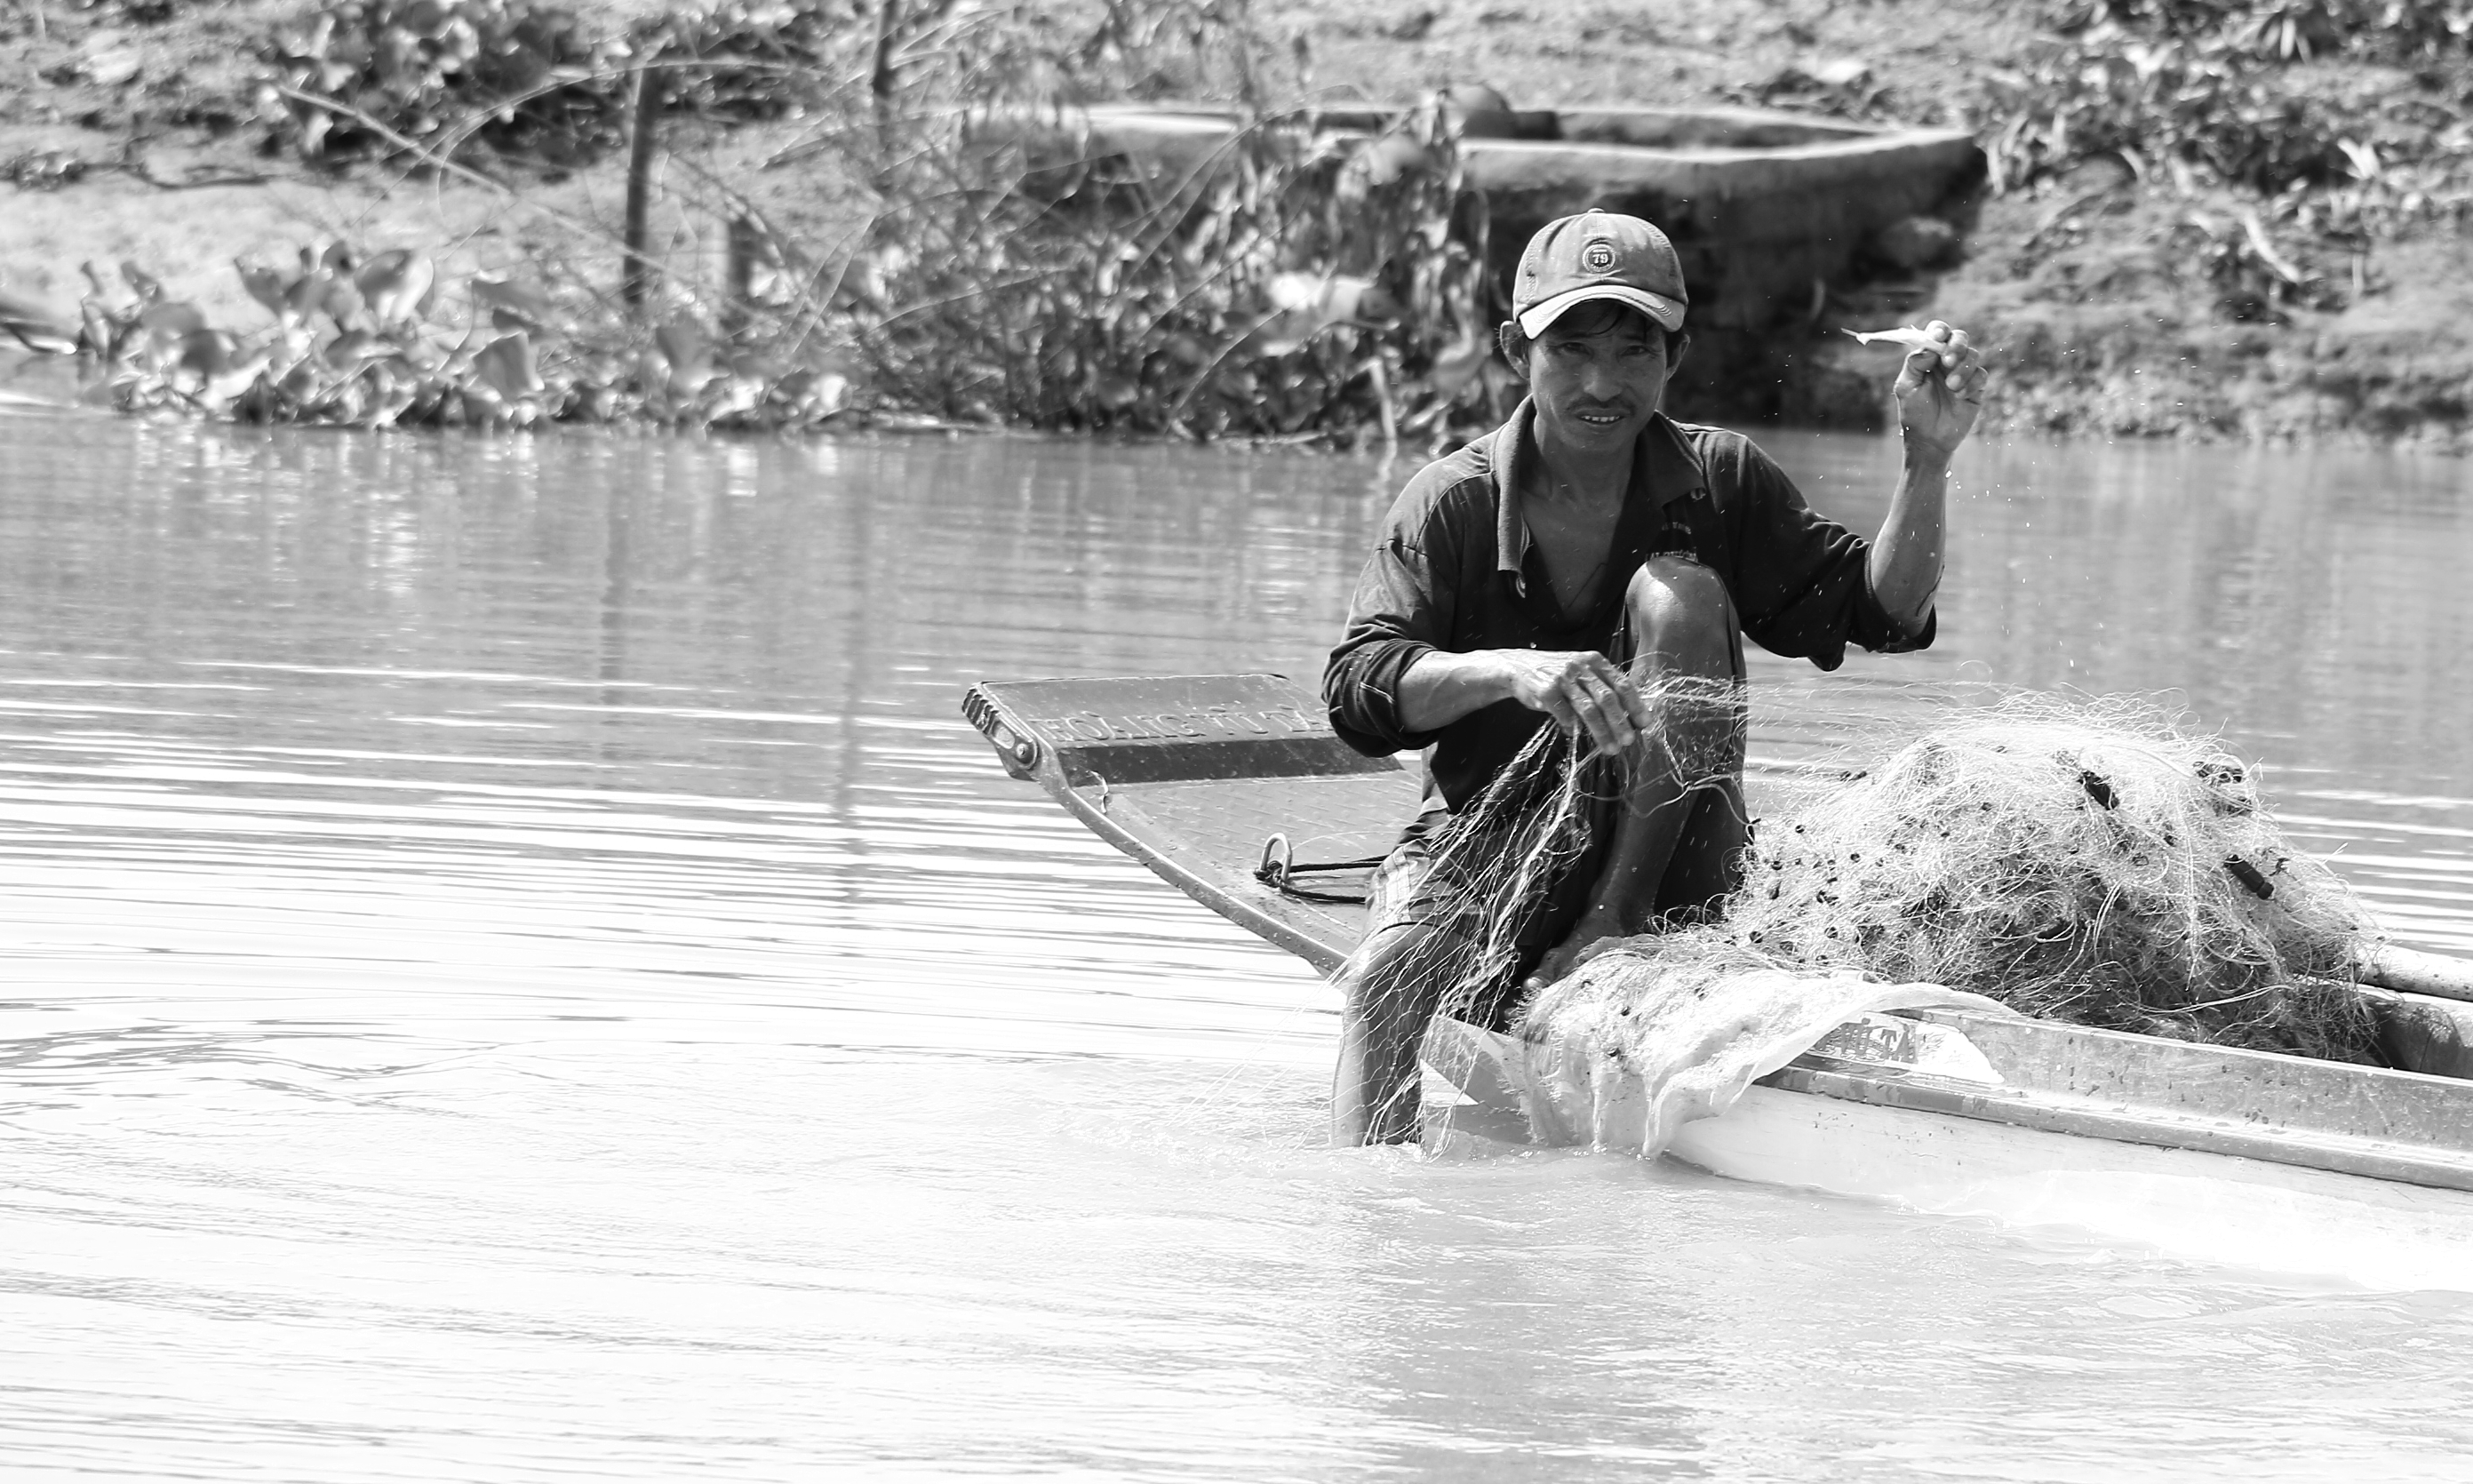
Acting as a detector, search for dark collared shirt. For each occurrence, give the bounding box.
[1324,402,1933,812]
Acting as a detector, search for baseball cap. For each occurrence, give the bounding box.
[1512,210,1688,338]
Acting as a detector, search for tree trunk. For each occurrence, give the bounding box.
[623,65,664,314]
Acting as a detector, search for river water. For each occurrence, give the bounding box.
[0,404,2469,1480]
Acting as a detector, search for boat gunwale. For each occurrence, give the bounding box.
[1063,100,1970,149]
[1043,764,1365,972]
[1767,1056,2473,1194]
[1053,107,1982,171]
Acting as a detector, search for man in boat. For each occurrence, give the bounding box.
[1322,209,1986,1143]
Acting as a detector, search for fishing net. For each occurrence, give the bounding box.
[1392,686,2387,1067]
[1342,674,1747,1039]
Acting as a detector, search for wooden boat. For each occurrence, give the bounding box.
[962,673,2473,1289]
[983,101,1984,333]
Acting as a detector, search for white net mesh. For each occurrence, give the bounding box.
[1416,689,2386,1065]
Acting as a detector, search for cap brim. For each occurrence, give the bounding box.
[1517,285,1687,338]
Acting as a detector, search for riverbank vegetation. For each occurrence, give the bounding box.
[29,0,1505,443]
[9,0,2473,445]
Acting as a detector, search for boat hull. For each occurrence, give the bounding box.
[1421,1005,2473,1289]
[1675,1086,2473,1290]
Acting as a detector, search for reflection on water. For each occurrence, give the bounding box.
[0,406,2468,1480]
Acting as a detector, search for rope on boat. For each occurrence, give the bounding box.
[1255,833,1386,905]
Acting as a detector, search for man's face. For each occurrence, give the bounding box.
[1509,307,1677,459]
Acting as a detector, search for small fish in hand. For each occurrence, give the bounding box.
[1844,325,1944,355]
[1847,324,1968,383]
[1855,320,1990,433]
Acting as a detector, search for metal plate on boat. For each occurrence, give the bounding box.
[963,674,1398,786]
[1801,1013,2004,1086]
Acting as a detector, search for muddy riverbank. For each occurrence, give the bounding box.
[6,0,2473,448]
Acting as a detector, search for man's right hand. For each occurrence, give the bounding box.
[1498,649,1650,756]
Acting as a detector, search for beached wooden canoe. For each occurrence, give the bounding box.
[963,672,2473,1289]
[982,102,1984,333]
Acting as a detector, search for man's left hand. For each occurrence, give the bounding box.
[1895,320,1987,458]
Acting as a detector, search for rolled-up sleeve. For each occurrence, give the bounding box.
[1324,517,1456,757]
[1715,436,1935,669]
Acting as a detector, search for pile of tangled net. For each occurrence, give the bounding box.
[1433,691,2387,1065]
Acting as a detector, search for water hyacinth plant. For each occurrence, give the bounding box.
[76,247,851,429]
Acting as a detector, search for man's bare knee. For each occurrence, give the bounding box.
[1625,556,1735,676]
